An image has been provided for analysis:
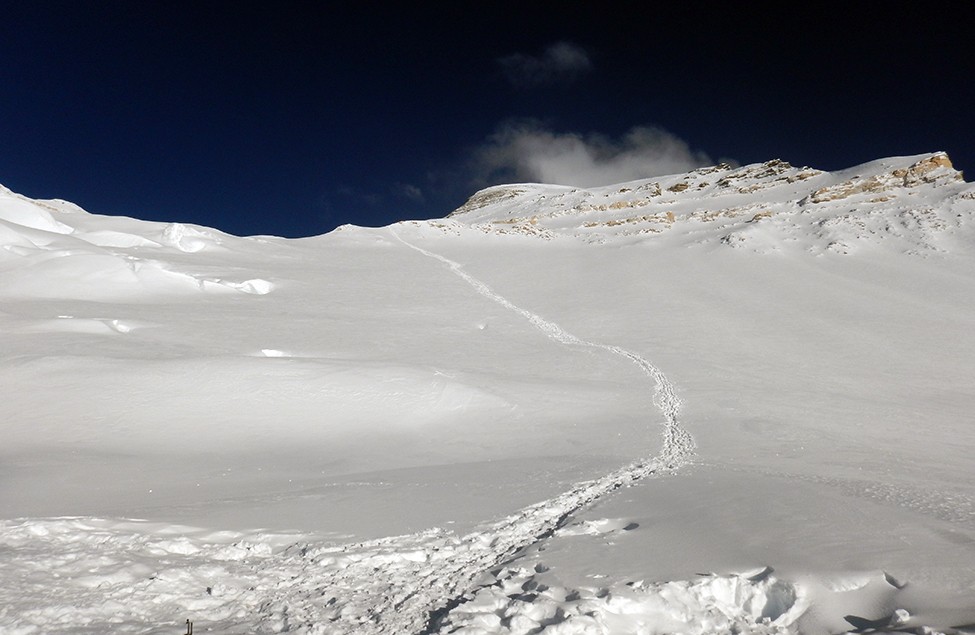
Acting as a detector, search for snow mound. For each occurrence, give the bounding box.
[0,252,273,300]
[161,222,222,252]
[443,152,975,254]
[0,185,273,298]
[435,566,803,635]
[0,184,75,234]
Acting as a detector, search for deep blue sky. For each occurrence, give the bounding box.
[2,3,971,238]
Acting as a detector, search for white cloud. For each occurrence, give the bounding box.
[498,42,592,87]
[472,122,715,187]
[395,183,425,202]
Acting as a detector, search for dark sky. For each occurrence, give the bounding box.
[1,2,971,238]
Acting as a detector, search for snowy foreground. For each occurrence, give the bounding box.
[2,153,975,634]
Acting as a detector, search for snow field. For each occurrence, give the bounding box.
[1,227,694,633]
[3,154,975,633]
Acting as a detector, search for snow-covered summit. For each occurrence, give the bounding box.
[444,152,974,254]
[3,152,971,263]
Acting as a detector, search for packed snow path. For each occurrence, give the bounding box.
[391,230,692,470]
[240,232,694,633]
[244,229,697,633]
[0,232,694,635]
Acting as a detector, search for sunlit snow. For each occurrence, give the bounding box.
[2,154,974,634]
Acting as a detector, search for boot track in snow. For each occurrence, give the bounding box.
[249,229,699,634]
[0,229,695,635]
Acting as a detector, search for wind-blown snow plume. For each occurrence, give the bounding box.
[473,122,714,188]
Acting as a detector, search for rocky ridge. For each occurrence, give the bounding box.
[442,152,973,254]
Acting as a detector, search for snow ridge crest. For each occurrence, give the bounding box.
[442,152,974,254]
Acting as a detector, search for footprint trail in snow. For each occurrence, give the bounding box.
[247,229,698,633]
[256,232,693,633]
[391,231,693,469]
[0,231,695,635]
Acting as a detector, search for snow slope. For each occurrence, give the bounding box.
[2,153,974,633]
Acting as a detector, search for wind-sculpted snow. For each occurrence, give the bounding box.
[0,187,274,298]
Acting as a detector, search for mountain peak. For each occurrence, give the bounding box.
[441,153,973,254]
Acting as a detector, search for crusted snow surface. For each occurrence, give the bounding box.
[432,565,805,635]
[0,186,274,298]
